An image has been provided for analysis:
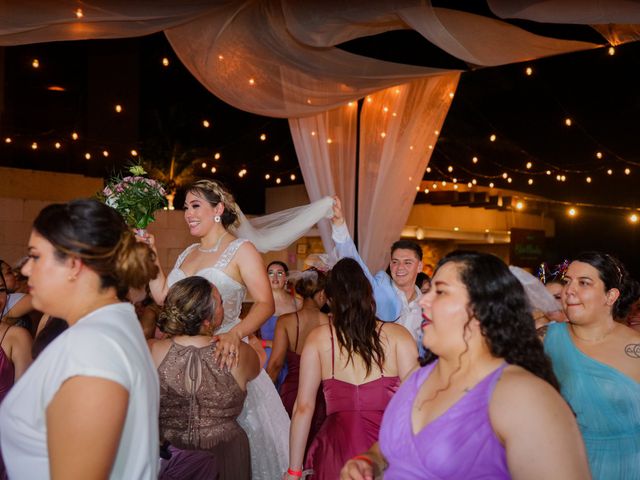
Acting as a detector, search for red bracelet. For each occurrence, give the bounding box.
[353,455,374,467]
[287,468,303,477]
[261,339,267,349]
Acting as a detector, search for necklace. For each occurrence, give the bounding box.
[570,322,616,343]
[198,231,227,253]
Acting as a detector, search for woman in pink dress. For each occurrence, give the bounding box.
[285,258,418,480]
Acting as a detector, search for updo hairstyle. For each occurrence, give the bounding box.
[186,179,239,228]
[33,199,158,299]
[573,251,640,319]
[158,276,218,336]
[293,268,327,299]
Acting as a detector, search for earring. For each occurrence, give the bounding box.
[214,215,221,223]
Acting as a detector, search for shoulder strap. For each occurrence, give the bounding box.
[0,325,11,347]
[377,322,385,377]
[213,238,248,271]
[294,312,300,351]
[174,244,199,269]
[328,322,335,378]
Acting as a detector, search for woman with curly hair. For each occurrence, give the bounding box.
[544,252,640,480]
[342,251,589,479]
[285,258,418,480]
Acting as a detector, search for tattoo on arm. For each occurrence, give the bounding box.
[624,344,640,359]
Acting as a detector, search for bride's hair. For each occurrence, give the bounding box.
[186,179,239,228]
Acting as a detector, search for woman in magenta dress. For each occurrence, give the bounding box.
[342,251,590,479]
[266,268,329,450]
[285,258,418,480]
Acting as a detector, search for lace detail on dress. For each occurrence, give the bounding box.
[158,342,247,451]
[214,238,248,270]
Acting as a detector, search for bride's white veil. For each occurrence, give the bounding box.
[232,196,334,253]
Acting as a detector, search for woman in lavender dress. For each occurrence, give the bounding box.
[342,251,590,479]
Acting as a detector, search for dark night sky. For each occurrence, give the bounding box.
[0,14,638,274]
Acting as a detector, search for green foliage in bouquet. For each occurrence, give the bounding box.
[98,165,168,229]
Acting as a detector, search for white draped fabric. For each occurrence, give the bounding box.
[289,104,358,251]
[357,75,460,272]
[0,1,637,262]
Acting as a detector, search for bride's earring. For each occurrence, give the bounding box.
[214,215,221,223]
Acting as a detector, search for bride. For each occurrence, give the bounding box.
[146,179,332,479]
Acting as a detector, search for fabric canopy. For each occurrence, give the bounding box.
[0,0,637,270]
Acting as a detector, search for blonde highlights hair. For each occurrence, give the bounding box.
[158,277,218,336]
[187,179,240,228]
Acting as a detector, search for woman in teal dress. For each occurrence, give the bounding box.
[544,251,640,480]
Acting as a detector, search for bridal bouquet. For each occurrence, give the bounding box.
[99,164,168,230]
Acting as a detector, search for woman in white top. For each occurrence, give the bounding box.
[0,199,160,479]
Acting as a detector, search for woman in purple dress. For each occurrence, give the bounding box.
[285,258,418,480]
[342,251,590,479]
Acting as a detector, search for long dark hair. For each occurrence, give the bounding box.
[573,251,640,320]
[324,258,385,375]
[425,251,559,390]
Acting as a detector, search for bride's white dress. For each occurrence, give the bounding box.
[167,239,290,479]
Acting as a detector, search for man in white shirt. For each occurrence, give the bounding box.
[331,198,424,342]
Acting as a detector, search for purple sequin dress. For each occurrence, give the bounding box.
[379,361,511,479]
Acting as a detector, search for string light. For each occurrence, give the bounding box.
[596,151,603,159]
[290,174,296,181]
[211,153,219,160]
[449,92,454,98]
[472,179,477,185]
[259,133,266,141]
[525,66,533,76]
[380,132,386,138]
[31,142,37,150]
[472,156,478,164]
[115,104,122,113]
[265,174,270,180]
[218,55,224,61]
[447,166,453,172]
[490,134,496,142]
[276,178,281,184]
[202,120,210,128]
[467,182,472,188]
[71,132,79,140]
[607,169,613,175]
[453,184,459,190]
[625,168,631,175]
[424,189,429,194]
[567,207,577,217]
[75,8,83,18]
[526,162,532,169]
[273,155,280,162]
[32,59,39,68]
[326,138,333,144]
[211,166,216,173]
[432,183,437,189]
[515,201,524,210]
[452,178,457,183]
[426,167,431,173]
[130,149,138,156]
[54,142,61,149]
[84,152,91,159]
[162,57,170,67]
[453,227,460,231]
[249,78,255,86]
[4,137,11,144]
[546,170,551,175]
[586,177,592,183]
[528,178,533,185]
[608,46,615,56]
[489,182,494,188]
[502,173,508,179]
[507,177,513,183]
[102,150,109,157]
[201,162,207,168]
[564,118,572,126]
[630,214,638,224]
